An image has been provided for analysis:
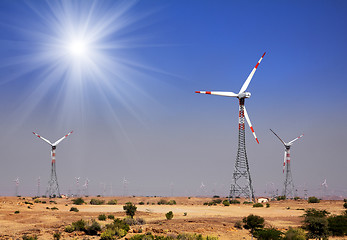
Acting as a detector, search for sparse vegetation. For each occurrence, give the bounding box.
[222,200,230,206]
[284,227,306,240]
[183,212,187,216]
[72,197,85,205]
[129,233,218,240]
[277,195,286,201]
[14,210,20,214]
[165,211,174,220]
[308,196,320,203]
[243,214,265,237]
[123,202,137,218]
[107,199,117,205]
[22,235,38,240]
[302,208,329,239]
[70,207,79,212]
[100,218,130,239]
[266,203,270,208]
[108,214,115,219]
[254,227,283,240]
[98,214,107,221]
[85,219,101,235]
[90,198,105,205]
[51,206,59,210]
[123,217,146,225]
[234,220,243,229]
[230,199,240,204]
[343,202,347,209]
[253,203,263,208]
[328,214,347,236]
[53,232,61,240]
[139,201,145,205]
[243,201,253,204]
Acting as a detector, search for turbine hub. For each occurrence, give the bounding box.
[238,92,251,99]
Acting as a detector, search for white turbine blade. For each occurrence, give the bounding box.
[270,129,286,146]
[33,132,52,145]
[288,134,304,145]
[53,130,73,146]
[195,91,238,97]
[239,52,266,94]
[244,106,259,144]
[283,150,286,173]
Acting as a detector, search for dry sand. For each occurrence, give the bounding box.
[0,196,345,239]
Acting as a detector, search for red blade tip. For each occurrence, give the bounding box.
[195,91,200,93]
[262,52,266,58]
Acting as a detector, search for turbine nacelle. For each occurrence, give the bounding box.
[238,92,251,99]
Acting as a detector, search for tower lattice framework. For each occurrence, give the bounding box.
[46,146,60,197]
[283,147,295,198]
[230,98,255,202]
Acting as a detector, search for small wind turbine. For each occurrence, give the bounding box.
[75,177,80,197]
[33,131,73,197]
[83,178,89,196]
[122,177,128,196]
[13,177,19,196]
[37,176,41,197]
[270,129,303,198]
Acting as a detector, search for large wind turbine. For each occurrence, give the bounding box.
[270,129,303,198]
[196,52,266,201]
[33,131,73,197]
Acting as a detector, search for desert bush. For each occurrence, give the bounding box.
[222,200,230,206]
[343,202,347,209]
[100,229,116,240]
[243,201,252,204]
[243,214,265,234]
[53,232,61,240]
[328,214,347,236]
[22,235,38,240]
[234,220,243,229]
[72,197,85,205]
[123,202,137,218]
[344,199,347,203]
[183,212,187,216]
[49,200,57,204]
[166,211,174,220]
[266,203,270,208]
[14,210,20,214]
[302,208,329,239]
[139,201,145,205]
[253,203,263,208]
[308,196,320,203]
[124,217,146,226]
[230,199,240,204]
[277,195,286,201]
[108,214,115,219]
[102,218,130,239]
[157,199,168,205]
[107,199,117,205]
[98,214,107,221]
[213,195,220,198]
[294,196,300,201]
[70,207,79,212]
[284,227,306,240]
[168,200,176,205]
[34,199,41,203]
[254,227,283,240]
[64,225,75,233]
[90,198,105,205]
[212,199,222,204]
[85,219,101,235]
[41,201,46,204]
[51,206,59,210]
[72,219,86,231]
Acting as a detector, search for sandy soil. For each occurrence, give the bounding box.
[0,196,345,239]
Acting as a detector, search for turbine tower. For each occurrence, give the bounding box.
[196,52,266,202]
[270,129,303,198]
[33,131,73,198]
[13,177,19,196]
[37,176,41,197]
[83,178,89,196]
[75,177,80,197]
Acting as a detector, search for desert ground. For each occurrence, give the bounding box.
[0,196,346,239]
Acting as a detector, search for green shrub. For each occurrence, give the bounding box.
[308,196,320,203]
[107,199,117,205]
[41,201,46,204]
[51,206,59,210]
[343,202,347,209]
[183,212,187,216]
[234,220,242,229]
[212,199,222,204]
[90,198,105,205]
[230,199,240,204]
[222,200,230,206]
[266,203,270,208]
[34,199,41,203]
[102,218,130,239]
[22,235,38,240]
[284,227,306,240]
[277,195,286,201]
[253,203,263,208]
[123,217,146,225]
[72,197,85,205]
[139,201,145,205]
[294,196,300,200]
[157,199,168,205]
[328,214,347,236]
[64,225,75,233]
[243,214,265,234]
[108,214,115,219]
[85,219,101,235]
[344,199,347,203]
[243,201,253,204]
[213,195,220,198]
[53,232,61,240]
[70,207,79,212]
[123,202,137,218]
[14,210,20,214]
[98,214,107,221]
[168,200,176,205]
[100,228,116,240]
[71,219,86,231]
[254,227,283,240]
[165,211,174,220]
[302,209,329,239]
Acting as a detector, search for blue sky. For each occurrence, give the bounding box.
[0,0,346,197]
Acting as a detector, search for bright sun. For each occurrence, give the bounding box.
[68,40,87,57]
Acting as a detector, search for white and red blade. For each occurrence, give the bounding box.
[33,132,52,145]
[244,106,259,144]
[288,134,304,145]
[53,130,73,146]
[195,91,238,97]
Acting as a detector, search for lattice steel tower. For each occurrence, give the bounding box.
[270,129,303,199]
[33,131,73,198]
[230,98,255,202]
[196,52,266,202]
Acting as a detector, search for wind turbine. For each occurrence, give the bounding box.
[196,52,266,201]
[33,131,73,197]
[270,129,303,198]
[75,177,80,197]
[122,177,128,196]
[83,178,89,196]
[13,177,19,197]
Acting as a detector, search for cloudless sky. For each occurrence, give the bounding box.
[0,0,346,198]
